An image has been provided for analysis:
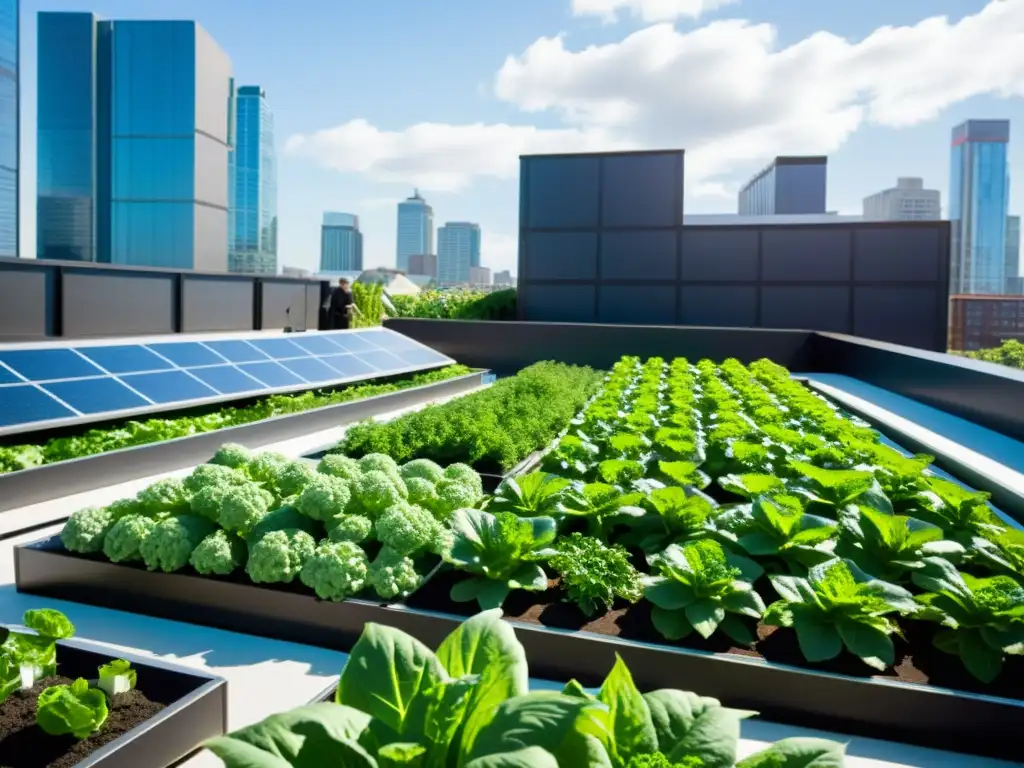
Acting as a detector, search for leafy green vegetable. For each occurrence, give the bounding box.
[714,496,836,572]
[559,482,646,540]
[763,559,920,670]
[490,472,573,517]
[446,509,557,610]
[98,659,137,697]
[549,533,642,616]
[786,461,891,517]
[36,678,109,739]
[912,557,1024,682]
[622,487,718,554]
[736,737,846,767]
[644,540,764,644]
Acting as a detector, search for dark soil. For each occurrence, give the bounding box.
[0,676,165,768]
[406,569,1024,701]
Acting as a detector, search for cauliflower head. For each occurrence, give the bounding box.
[442,464,483,498]
[299,541,369,601]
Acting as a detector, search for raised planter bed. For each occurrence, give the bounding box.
[0,370,486,516]
[14,535,1023,762]
[0,635,226,768]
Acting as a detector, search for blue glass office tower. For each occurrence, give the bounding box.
[229,85,276,273]
[737,156,827,215]
[0,0,17,258]
[437,222,480,285]
[37,13,234,269]
[949,120,1011,295]
[396,190,433,271]
[320,212,362,272]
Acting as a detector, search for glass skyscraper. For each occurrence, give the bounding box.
[949,120,1011,295]
[320,212,362,272]
[437,222,481,285]
[229,85,277,273]
[396,190,433,271]
[37,14,234,269]
[0,0,17,258]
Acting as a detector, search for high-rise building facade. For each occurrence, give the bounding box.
[37,14,234,269]
[0,0,16,258]
[408,253,437,279]
[396,190,432,271]
[229,86,277,274]
[1006,215,1021,294]
[950,120,1011,295]
[437,222,480,285]
[493,270,514,287]
[320,212,362,272]
[468,266,491,287]
[738,156,827,215]
[862,177,941,221]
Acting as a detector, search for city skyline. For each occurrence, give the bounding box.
[0,0,15,259]
[319,210,362,273]
[437,221,481,285]
[8,0,1024,278]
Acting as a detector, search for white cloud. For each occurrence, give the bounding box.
[286,119,630,192]
[571,0,738,23]
[483,232,519,275]
[287,1,1024,197]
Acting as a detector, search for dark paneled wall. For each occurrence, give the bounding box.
[0,257,329,340]
[518,151,950,352]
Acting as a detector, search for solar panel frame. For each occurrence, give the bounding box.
[0,328,456,437]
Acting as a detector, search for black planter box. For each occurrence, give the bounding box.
[6,635,227,768]
[15,537,1022,762]
[0,371,486,517]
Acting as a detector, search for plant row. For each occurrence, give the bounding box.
[205,610,846,768]
[0,364,472,475]
[61,443,492,603]
[336,361,603,471]
[390,288,517,321]
[1,608,143,742]
[482,356,1024,684]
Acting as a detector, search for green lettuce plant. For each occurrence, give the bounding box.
[713,496,836,573]
[763,558,920,671]
[36,678,109,739]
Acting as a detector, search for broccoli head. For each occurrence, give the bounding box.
[210,443,251,469]
[299,541,369,601]
[368,547,422,601]
[246,452,291,485]
[358,453,402,482]
[296,475,352,522]
[327,514,374,544]
[375,503,449,557]
[102,515,158,563]
[356,470,407,516]
[275,461,318,499]
[190,529,247,575]
[405,477,439,510]
[136,478,189,515]
[433,479,482,520]
[183,463,247,495]
[317,454,363,484]
[140,515,218,573]
[400,459,444,484]
[442,464,483,498]
[216,483,273,536]
[105,497,143,520]
[190,484,232,522]
[61,507,115,554]
[247,505,324,544]
[246,529,316,584]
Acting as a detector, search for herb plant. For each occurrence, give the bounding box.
[549,533,642,616]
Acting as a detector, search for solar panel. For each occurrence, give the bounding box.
[0,349,105,381]
[0,328,455,435]
[0,386,76,427]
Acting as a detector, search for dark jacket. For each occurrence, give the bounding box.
[329,286,354,316]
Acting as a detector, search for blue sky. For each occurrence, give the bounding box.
[16,0,1024,274]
